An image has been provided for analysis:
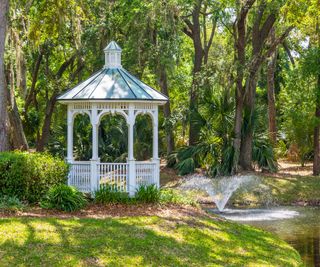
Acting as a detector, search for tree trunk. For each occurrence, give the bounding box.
[159,66,174,155]
[188,2,203,146]
[313,21,320,176]
[232,0,256,173]
[267,28,278,144]
[36,94,57,151]
[0,0,9,151]
[313,73,320,175]
[7,87,29,150]
[239,75,257,170]
[233,87,244,172]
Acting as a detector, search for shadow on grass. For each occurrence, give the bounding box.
[0,216,301,266]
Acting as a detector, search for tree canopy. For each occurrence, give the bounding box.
[0,0,319,175]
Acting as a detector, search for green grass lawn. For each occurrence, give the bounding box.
[0,214,302,266]
[231,175,320,207]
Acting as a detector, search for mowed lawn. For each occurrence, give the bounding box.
[0,215,302,267]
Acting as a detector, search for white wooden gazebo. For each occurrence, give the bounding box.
[57,41,168,196]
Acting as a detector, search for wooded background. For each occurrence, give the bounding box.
[0,0,319,176]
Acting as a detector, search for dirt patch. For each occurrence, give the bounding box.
[0,203,216,221]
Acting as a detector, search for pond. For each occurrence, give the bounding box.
[213,207,320,267]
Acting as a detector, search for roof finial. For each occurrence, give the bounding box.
[103,41,122,68]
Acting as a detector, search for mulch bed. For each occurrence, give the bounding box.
[0,203,217,220]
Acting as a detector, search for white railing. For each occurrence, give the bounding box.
[98,163,128,191]
[135,162,158,187]
[68,161,91,192]
[68,161,159,193]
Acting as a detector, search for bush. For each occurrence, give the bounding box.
[253,136,278,172]
[0,151,69,203]
[94,185,130,204]
[135,185,160,203]
[159,189,197,205]
[40,184,87,212]
[0,195,25,213]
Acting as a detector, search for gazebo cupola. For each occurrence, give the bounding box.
[57,41,168,196]
[104,41,122,68]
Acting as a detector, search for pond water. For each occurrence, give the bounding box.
[213,207,320,267]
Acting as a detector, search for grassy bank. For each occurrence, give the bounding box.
[231,175,320,207]
[0,212,302,266]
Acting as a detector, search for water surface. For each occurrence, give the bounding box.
[214,207,320,267]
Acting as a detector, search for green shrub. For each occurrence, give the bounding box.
[160,189,197,205]
[40,184,87,212]
[253,136,278,172]
[0,195,25,213]
[135,184,160,203]
[94,185,130,204]
[0,151,69,203]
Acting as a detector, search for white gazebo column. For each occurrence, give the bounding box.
[67,105,74,163]
[90,104,100,193]
[152,107,160,187]
[127,104,136,196]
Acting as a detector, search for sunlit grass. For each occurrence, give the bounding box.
[0,215,302,266]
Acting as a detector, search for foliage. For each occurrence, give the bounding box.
[0,195,25,213]
[253,135,278,172]
[40,184,87,212]
[159,188,197,205]
[232,175,320,207]
[135,185,161,203]
[0,216,302,266]
[94,185,130,204]
[4,0,319,176]
[0,152,68,203]
[279,68,315,165]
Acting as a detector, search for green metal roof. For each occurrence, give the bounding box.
[58,41,168,102]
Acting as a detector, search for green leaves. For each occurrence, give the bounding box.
[0,151,68,203]
[41,184,87,212]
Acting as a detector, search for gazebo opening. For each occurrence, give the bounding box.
[57,41,168,195]
[134,114,153,161]
[73,113,92,161]
[99,114,128,163]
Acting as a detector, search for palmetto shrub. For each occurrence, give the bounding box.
[40,184,87,212]
[0,151,69,203]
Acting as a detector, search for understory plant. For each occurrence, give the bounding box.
[159,188,197,205]
[41,184,87,212]
[94,185,130,204]
[135,185,160,203]
[0,195,25,213]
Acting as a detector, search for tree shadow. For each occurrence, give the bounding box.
[0,216,301,266]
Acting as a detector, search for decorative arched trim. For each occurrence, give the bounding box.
[97,109,128,123]
[134,110,155,125]
[69,110,92,125]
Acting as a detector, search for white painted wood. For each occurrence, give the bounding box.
[152,106,159,161]
[64,80,164,194]
[91,104,99,161]
[127,103,136,196]
[152,106,160,188]
[68,161,157,194]
[67,105,74,163]
[68,162,91,192]
[135,162,157,187]
[98,163,128,191]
